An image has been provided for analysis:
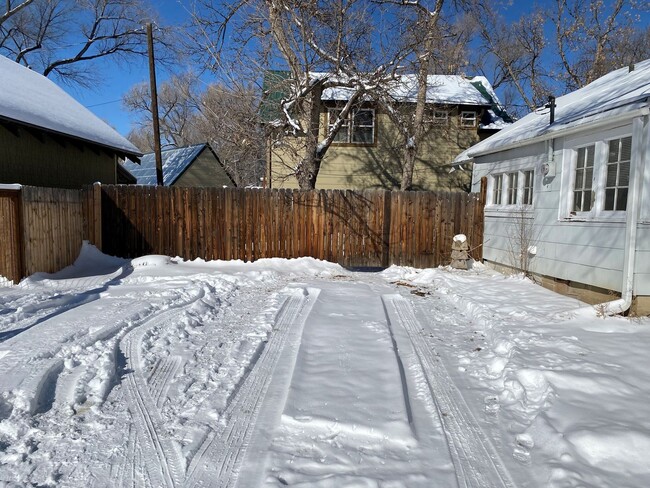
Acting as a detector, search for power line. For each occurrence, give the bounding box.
[85,98,123,108]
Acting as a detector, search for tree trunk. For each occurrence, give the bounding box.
[401,141,417,191]
[295,84,323,190]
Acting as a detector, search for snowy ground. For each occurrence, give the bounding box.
[1,244,649,487]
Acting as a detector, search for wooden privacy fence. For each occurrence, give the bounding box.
[0,182,486,283]
[92,183,486,269]
[0,186,86,283]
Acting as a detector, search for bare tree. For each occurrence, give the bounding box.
[553,0,649,90]
[0,0,34,26]
[124,73,201,148]
[192,0,401,190]
[466,0,649,114]
[371,0,447,191]
[0,0,169,86]
[465,2,550,114]
[124,74,265,187]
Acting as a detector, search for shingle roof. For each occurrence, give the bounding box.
[0,55,140,157]
[122,143,206,185]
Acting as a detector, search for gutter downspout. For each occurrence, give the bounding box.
[597,113,649,315]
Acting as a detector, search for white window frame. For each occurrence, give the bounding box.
[491,174,503,205]
[562,126,633,221]
[327,107,375,144]
[489,169,535,208]
[460,111,477,128]
[429,109,449,125]
[522,169,534,206]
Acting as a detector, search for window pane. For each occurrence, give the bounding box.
[616,188,628,211]
[586,145,595,164]
[354,110,373,126]
[585,167,593,189]
[573,191,582,212]
[333,128,348,142]
[619,161,630,186]
[585,191,593,211]
[604,137,631,212]
[621,136,632,161]
[493,175,502,204]
[352,126,373,143]
[605,189,615,210]
[606,164,618,187]
[608,140,619,163]
[328,109,341,124]
[575,169,584,188]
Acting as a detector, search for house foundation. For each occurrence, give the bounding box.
[483,260,650,316]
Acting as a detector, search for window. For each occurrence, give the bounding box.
[507,172,518,205]
[460,111,477,128]
[328,108,375,144]
[429,109,449,125]
[565,133,633,218]
[573,145,595,212]
[490,169,534,207]
[604,136,631,211]
[523,170,534,205]
[492,174,503,204]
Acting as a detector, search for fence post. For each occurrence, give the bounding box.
[93,182,103,252]
[381,189,392,268]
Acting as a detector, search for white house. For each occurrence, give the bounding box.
[455,59,650,314]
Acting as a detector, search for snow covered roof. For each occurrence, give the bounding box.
[0,56,140,157]
[122,143,208,185]
[322,74,499,107]
[455,58,650,162]
[261,70,512,129]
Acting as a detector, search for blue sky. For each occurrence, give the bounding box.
[65,0,191,137]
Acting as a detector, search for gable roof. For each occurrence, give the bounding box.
[456,58,650,162]
[322,74,499,107]
[121,143,234,186]
[261,71,511,128]
[0,56,141,158]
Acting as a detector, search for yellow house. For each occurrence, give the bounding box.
[265,74,511,191]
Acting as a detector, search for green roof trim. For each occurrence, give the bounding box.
[260,70,291,123]
[469,81,514,123]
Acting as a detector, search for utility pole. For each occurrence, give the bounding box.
[147,23,163,186]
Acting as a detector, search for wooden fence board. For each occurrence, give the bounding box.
[0,183,486,282]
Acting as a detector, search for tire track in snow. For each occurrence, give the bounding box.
[148,356,184,408]
[119,290,203,488]
[383,294,517,488]
[185,288,318,488]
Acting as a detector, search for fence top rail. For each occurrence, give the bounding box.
[96,184,481,199]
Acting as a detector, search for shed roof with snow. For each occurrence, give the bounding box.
[122,143,235,187]
[0,56,140,158]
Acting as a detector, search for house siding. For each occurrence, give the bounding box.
[472,116,650,297]
[270,106,483,191]
[173,149,234,187]
[0,124,117,189]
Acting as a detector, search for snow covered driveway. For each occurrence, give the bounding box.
[2,245,650,487]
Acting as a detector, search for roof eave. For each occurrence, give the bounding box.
[0,114,143,160]
[467,103,650,160]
